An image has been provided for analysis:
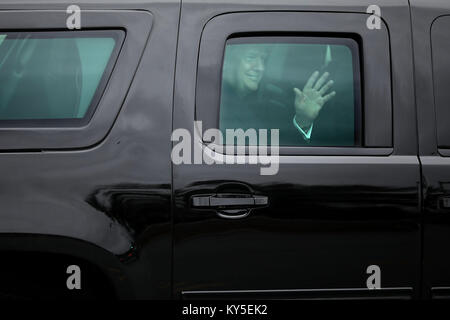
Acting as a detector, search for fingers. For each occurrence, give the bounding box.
[303,71,319,90]
[318,80,334,95]
[322,91,336,104]
[293,87,303,97]
[313,72,329,90]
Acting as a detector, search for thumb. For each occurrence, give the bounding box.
[293,88,303,99]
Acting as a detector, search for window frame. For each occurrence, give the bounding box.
[195,12,393,156]
[0,29,124,127]
[430,15,450,154]
[0,10,153,151]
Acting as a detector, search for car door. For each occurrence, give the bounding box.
[0,2,180,299]
[411,0,450,300]
[172,0,420,299]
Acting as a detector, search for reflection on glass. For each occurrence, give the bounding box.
[0,33,117,120]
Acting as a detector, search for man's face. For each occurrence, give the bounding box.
[236,47,267,94]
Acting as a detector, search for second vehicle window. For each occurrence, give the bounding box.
[219,37,361,147]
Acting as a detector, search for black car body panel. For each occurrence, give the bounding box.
[411,0,450,300]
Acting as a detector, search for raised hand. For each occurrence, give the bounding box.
[293,71,336,129]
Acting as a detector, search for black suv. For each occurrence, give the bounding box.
[0,0,448,300]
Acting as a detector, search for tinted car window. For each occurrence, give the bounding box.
[219,37,361,146]
[0,31,121,122]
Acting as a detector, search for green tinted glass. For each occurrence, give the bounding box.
[219,37,361,147]
[0,32,119,121]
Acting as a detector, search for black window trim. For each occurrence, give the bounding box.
[0,9,153,151]
[430,15,450,156]
[195,11,393,156]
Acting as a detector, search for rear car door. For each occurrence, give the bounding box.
[0,1,179,299]
[411,0,450,300]
[173,0,420,299]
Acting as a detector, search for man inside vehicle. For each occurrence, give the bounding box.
[219,43,340,146]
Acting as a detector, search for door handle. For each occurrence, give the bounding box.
[191,194,268,219]
[191,194,268,209]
